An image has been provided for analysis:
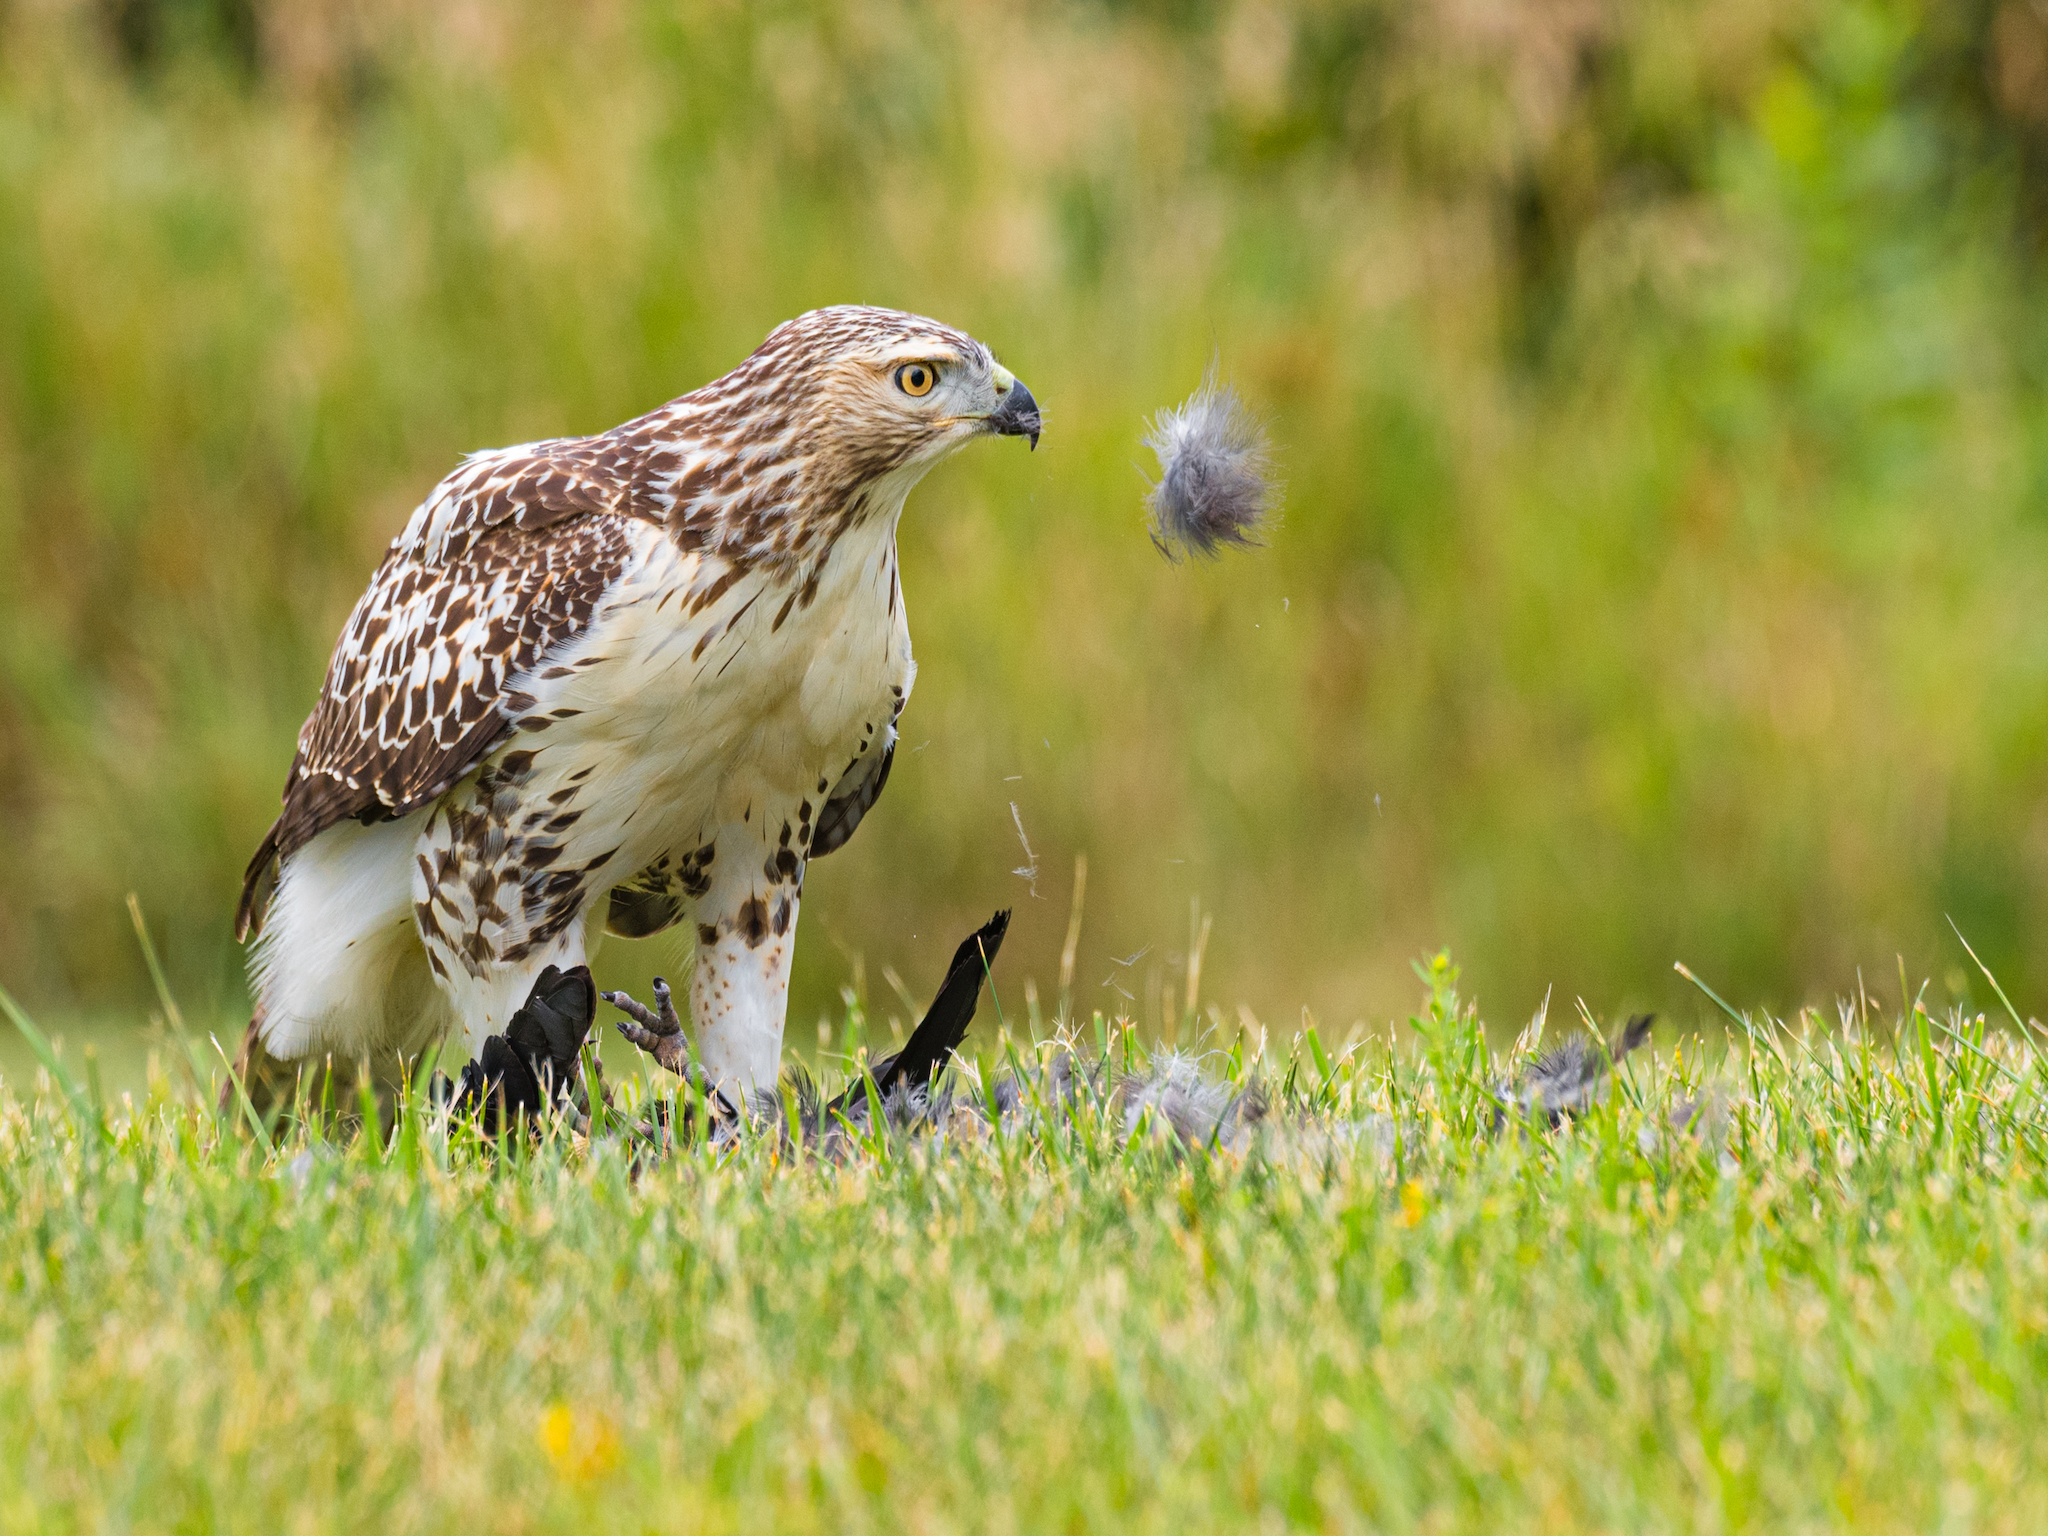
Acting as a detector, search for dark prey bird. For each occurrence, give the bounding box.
[441,962,595,1134]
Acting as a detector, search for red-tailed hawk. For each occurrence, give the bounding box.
[234,307,1040,1102]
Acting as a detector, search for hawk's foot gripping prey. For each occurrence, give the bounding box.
[606,910,1011,1153]
[229,308,1041,1113]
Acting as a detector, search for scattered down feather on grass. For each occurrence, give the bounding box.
[1143,364,1279,560]
[438,917,1726,1170]
[1492,1012,1655,1129]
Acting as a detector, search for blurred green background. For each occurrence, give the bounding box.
[7,0,2048,1049]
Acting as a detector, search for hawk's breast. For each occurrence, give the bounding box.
[499,514,912,880]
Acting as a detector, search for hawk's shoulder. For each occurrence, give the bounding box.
[238,436,665,938]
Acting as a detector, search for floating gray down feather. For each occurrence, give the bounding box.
[1143,366,1278,560]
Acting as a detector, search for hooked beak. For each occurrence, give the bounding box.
[987,364,1041,450]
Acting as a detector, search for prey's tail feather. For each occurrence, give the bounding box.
[222,1012,294,1119]
[219,1012,389,1132]
[445,964,597,1133]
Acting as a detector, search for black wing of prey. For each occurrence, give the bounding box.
[850,909,1009,1104]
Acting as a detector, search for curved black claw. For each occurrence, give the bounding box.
[605,977,692,1078]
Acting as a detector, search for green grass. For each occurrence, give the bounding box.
[1,960,2043,1533]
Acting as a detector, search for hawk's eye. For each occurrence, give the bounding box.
[895,363,937,398]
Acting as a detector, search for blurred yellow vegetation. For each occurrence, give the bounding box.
[5,0,2048,1036]
[1398,1179,1427,1229]
[538,1402,620,1484]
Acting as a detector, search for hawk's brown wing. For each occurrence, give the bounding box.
[238,441,654,939]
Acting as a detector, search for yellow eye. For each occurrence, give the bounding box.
[895,362,937,397]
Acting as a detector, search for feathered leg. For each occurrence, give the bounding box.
[688,832,802,1099]
[411,771,618,1053]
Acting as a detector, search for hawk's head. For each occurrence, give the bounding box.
[735,306,1040,483]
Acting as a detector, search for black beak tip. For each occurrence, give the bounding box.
[993,379,1041,451]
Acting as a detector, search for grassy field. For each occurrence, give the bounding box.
[1,959,2042,1533]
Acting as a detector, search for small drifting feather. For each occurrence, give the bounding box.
[1008,802,1040,898]
[1143,365,1279,560]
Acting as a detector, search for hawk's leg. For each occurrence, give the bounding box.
[690,832,803,1100]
